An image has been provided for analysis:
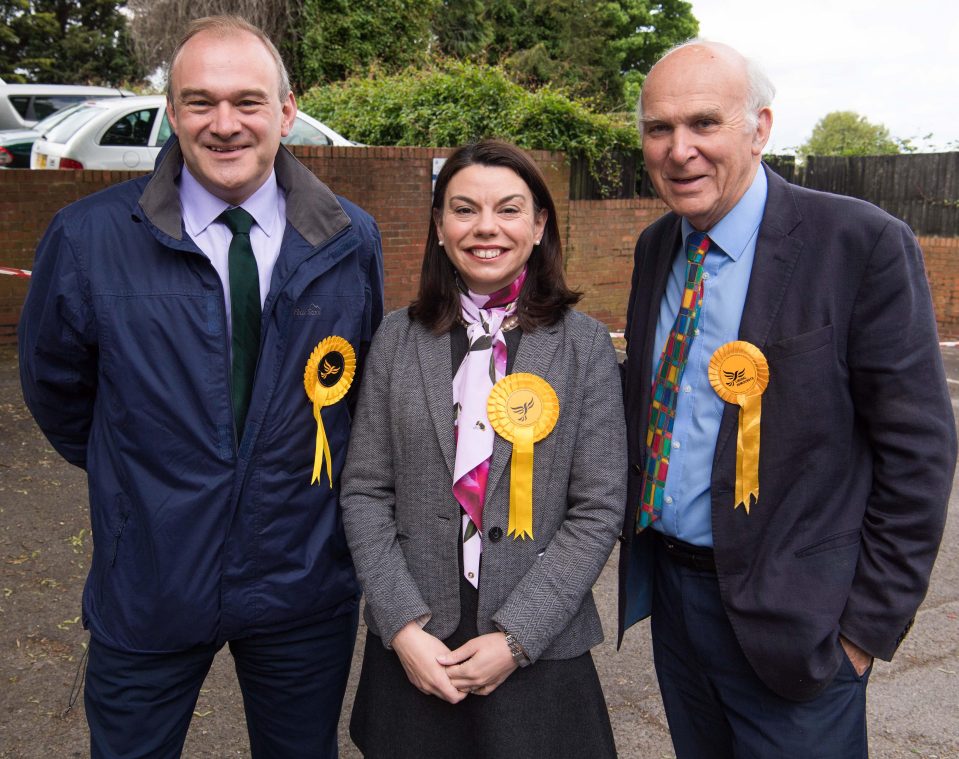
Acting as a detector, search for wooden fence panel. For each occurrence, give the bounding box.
[803,153,958,236]
[574,150,958,236]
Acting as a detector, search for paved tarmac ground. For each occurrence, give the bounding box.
[1,342,957,758]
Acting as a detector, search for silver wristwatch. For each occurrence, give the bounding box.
[503,630,531,667]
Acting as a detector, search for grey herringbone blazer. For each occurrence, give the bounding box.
[341,307,626,662]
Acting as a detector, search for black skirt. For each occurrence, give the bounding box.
[349,574,617,759]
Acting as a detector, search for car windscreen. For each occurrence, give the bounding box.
[42,105,110,144]
[31,102,87,134]
[8,96,31,119]
[282,117,332,146]
[32,95,102,121]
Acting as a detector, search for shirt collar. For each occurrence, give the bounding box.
[180,165,282,239]
[682,165,768,262]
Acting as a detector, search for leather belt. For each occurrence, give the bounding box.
[656,531,716,573]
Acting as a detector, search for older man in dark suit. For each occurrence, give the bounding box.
[617,40,956,757]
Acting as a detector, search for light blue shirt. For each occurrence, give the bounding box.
[179,167,286,326]
[650,167,767,547]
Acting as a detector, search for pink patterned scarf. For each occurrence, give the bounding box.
[452,269,526,588]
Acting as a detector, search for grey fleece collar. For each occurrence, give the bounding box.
[138,141,350,248]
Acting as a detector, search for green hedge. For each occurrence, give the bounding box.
[298,60,640,189]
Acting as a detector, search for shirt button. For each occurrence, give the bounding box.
[467,571,475,579]
[674,441,681,449]
[665,496,673,504]
[684,385,692,393]
[702,272,710,280]
[694,328,701,336]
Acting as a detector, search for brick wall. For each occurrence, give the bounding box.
[2,148,957,342]
[918,236,959,340]
[565,198,667,330]
[0,169,144,340]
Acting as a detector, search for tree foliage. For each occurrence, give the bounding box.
[435,0,698,109]
[127,0,295,79]
[432,0,493,60]
[127,0,696,105]
[799,111,906,158]
[296,0,438,85]
[128,0,438,92]
[0,0,144,84]
[299,60,640,189]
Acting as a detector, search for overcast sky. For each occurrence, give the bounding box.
[688,0,958,154]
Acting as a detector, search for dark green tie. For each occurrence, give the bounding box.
[220,207,260,438]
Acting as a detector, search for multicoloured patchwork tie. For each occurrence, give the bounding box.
[636,232,710,531]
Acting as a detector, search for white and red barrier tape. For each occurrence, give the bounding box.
[1,266,31,278]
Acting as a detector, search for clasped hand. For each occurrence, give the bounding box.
[391,622,519,704]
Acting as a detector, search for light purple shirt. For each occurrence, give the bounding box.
[179,166,287,336]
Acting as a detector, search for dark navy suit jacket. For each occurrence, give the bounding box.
[618,165,956,701]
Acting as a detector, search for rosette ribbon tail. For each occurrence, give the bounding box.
[736,393,761,512]
[708,341,768,515]
[311,390,333,487]
[508,425,535,540]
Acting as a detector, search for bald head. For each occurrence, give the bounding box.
[637,40,774,231]
[639,40,775,131]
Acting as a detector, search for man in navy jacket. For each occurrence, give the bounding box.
[19,16,383,758]
[618,40,955,757]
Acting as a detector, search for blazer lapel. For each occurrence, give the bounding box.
[643,221,682,368]
[485,320,564,498]
[715,167,804,461]
[415,325,457,478]
[634,218,683,438]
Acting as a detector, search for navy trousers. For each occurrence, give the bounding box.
[84,608,358,759]
[651,539,870,759]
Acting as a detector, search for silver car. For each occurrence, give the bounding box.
[0,83,132,130]
[31,95,355,170]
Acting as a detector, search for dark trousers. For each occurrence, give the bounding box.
[84,609,358,759]
[651,538,870,759]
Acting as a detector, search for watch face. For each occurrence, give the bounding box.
[504,632,529,666]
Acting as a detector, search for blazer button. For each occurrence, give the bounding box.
[488,526,503,542]
[632,463,643,475]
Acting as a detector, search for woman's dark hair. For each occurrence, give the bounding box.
[409,139,581,332]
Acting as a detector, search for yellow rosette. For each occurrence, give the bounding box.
[303,337,356,487]
[708,341,769,513]
[487,373,559,540]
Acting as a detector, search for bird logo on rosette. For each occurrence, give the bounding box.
[303,337,355,486]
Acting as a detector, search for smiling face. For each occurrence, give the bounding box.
[640,44,771,231]
[434,164,547,295]
[166,29,296,205]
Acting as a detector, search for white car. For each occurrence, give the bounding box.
[31,95,354,170]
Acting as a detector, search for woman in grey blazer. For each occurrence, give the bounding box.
[341,140,627,758]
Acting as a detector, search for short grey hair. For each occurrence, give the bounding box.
[636,38,775,131]
[166,15,291,104]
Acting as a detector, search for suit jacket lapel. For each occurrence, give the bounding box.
[485,319,564,498]
[635,218,683,437]
[715,166,804,460]
[415,325,456,478]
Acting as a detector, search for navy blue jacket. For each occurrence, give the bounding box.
[618,166,955,701]
[19,141,384,652]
